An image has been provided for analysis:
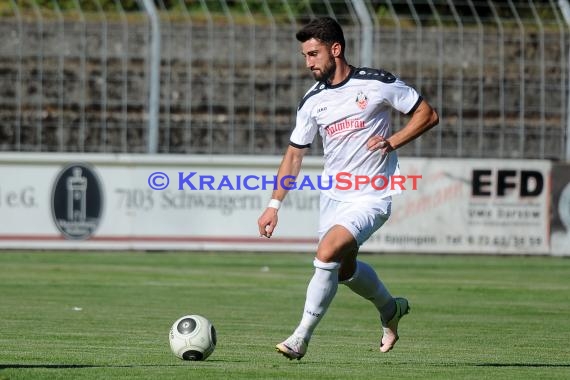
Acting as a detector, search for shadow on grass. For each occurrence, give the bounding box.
[476,363,570,368]
[1,364,188,369]
[2,362,570,370]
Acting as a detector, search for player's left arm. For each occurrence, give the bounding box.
[367,99,439,154]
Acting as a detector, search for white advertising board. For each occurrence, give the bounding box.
[0,153,553,254]
[0,154,320,251]
[367,158,551,254]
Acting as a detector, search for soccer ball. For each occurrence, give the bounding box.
[169,314,217,361]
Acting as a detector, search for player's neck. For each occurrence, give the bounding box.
[328,61,352,86]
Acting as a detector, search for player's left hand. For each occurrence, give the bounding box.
[367,135,393,155]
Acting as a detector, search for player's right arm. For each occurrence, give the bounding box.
[259,86,318,238]
[258,145,307,238]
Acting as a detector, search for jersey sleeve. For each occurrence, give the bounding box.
[382,78,422,115]
[289,103,318,148]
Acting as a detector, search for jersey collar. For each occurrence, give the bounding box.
[325,65,355,89]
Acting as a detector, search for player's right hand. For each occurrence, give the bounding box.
[257,208,278,238]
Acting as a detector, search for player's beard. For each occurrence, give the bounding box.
[312,55,336,82]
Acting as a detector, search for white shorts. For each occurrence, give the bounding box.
[318,194,392,246]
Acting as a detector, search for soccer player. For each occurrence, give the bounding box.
[257,17,439,360]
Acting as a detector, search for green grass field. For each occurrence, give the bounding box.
[0,251,569,379]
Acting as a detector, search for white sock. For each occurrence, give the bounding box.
[340,261,394,320]
[293,258,340,342]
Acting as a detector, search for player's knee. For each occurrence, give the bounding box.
[313,258,340,270]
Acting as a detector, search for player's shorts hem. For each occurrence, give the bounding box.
[318,194,391,246]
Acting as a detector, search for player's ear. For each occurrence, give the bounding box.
[330,42,342,58]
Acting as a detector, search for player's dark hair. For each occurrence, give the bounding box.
[296,17,346,58]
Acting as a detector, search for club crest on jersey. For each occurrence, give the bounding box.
[356,91,368,110]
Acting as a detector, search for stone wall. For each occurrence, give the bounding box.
[0,19,566,158]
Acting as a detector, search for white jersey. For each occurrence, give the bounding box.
[289,66,421,202]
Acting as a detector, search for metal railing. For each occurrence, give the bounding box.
[0,0,567,160]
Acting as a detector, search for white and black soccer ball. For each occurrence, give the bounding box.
[169,314,217,361]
